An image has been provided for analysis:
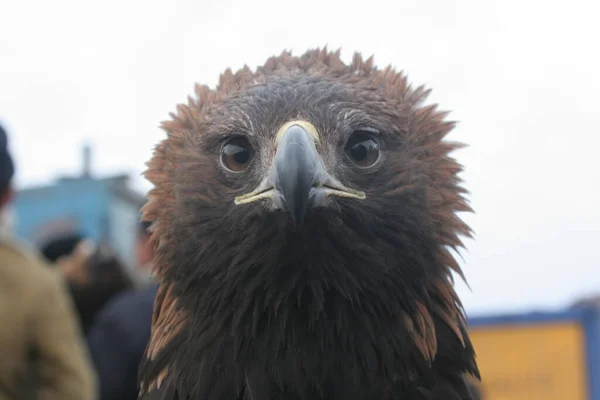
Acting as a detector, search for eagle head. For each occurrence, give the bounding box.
[140,48,479,400]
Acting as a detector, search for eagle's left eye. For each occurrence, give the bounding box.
[345,131,381,168]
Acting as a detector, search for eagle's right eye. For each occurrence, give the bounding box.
[220,137,253,173]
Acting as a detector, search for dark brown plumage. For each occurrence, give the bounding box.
[138,48,480,400]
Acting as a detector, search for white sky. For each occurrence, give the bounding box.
[1,0,598,316]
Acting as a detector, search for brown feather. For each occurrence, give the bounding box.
[139,283,186,396]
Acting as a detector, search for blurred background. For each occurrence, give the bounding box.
[0,0,598,399]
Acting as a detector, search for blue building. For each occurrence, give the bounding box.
[12,145,146,271]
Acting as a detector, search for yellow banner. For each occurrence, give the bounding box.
[469,322,588,400]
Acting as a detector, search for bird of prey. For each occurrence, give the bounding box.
[138,48,480,400]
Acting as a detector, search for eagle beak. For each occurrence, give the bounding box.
[234,120,366,222]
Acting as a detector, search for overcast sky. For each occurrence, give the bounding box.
[1,0,598,316]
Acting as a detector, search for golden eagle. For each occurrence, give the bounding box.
[138,48,480,400]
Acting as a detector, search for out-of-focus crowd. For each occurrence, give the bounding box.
[0,123,158,400]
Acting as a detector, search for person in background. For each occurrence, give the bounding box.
[40,233,134,334]
[0,123,97,400]
[87,219,158,400]
[133,220,156,284]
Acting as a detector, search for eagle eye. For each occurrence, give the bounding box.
[220,137,253,173]
[345,131,381,168]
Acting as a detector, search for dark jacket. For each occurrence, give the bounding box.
[87,283,158,400]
